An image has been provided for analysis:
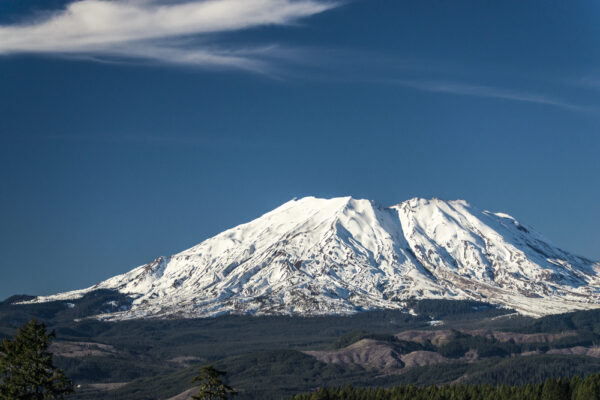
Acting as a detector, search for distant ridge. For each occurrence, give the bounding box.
[23,196,600,319]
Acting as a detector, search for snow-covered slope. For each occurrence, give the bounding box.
[26,197,600,319]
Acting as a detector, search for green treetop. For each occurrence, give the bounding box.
[192,365,237,400]
[0,318,74,400]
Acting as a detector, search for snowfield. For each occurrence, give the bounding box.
[24,197,600,319]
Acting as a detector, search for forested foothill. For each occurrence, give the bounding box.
[292,373,600,400]
[3,292,600,399]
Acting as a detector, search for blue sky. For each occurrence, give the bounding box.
[1,0,599,299]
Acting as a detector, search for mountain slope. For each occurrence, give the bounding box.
[24,197,600,319]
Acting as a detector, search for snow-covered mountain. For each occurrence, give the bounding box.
[25,197,600,319]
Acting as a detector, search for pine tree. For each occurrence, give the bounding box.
[0,318,74,400]
[541,377,569,400]
[192,365,237,400]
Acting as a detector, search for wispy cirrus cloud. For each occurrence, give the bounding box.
[0,0,337,70]
[572,76,600,89]
[393,79,587,112]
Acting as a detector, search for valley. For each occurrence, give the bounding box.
[5,295,600,399]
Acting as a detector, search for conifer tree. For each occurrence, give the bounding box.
[192,365,237,400]
[0,318,74,400]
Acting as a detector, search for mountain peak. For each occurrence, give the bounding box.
[23,196,600,320]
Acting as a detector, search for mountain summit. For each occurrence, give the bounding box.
[26,197,600,319]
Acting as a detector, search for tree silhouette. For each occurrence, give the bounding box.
[0,318,74,400]
[192,365,236,400]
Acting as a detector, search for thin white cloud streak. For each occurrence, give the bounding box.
[573,76,600,89]
[0,0,337,69]
[393,79,586,112]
